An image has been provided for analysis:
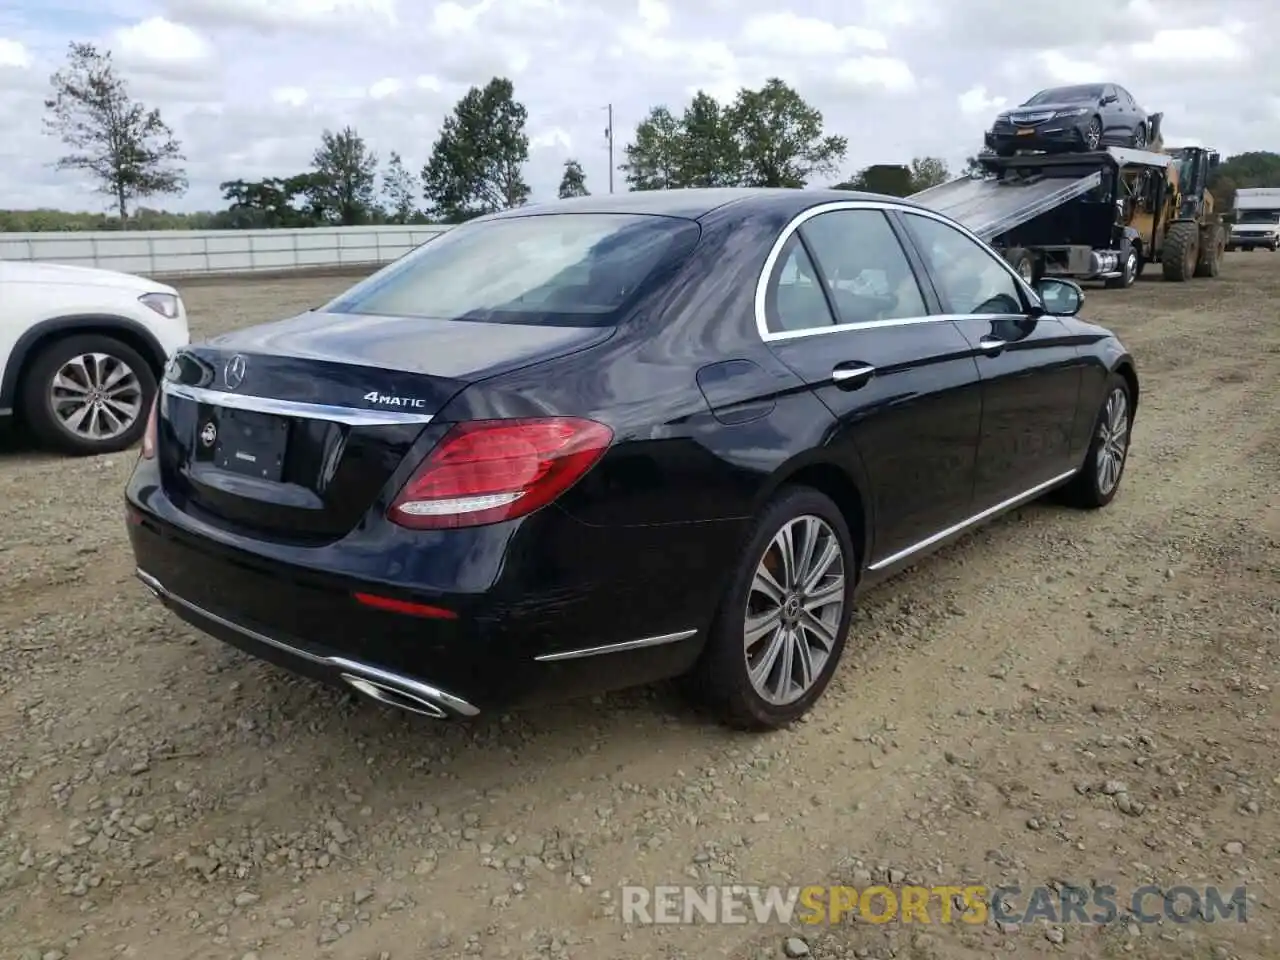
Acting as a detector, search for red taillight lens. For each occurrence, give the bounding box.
[140,397,159,459]
[389,417,613,529]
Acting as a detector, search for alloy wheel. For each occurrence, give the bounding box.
[743,515,846,706]
[1095,388,1130,495]
[1084,120,1102,151]
[49,351,143,442]
[1125,250,1138,284]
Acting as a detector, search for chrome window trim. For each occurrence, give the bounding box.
[754,200,1037,343]
[162,382,435,426]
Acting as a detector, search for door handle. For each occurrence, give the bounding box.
[831,363,876,389]
[978,336,1007,355]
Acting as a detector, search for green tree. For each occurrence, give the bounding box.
[908,156,951,192]
[43,41,186,223]
[309,126,378,225]
[730,79,847,188]
[678,92,740,187]
[557,158,589,198]
[422,77,530,222]
[1209,151,1280,211]
[382,151,419,222]
[621,105,685,191]
[841,164,913,196]
[219,174,326,228]
[622,80,845,191]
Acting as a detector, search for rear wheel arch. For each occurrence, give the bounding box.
[761,460,869,573]
[2,314,167,411]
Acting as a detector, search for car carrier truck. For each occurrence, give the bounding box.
[1226,187,1280,252]
[909,145,1224,287]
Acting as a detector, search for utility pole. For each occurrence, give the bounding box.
[604,104,614,193]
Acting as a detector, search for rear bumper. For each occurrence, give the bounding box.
[136,567,478,718]
[124,483,743,715]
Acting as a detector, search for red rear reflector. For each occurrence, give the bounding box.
[353,592,458,619]
[388,417,613,530]
[140,397,159,459]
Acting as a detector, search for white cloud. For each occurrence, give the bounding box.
[271,86,309,107]
[367,77,402,99]
[114,18,214,76]
[1129,26,1247,62]
[0,38,31,69]
[835,57,915,93]
[0,0,1275,214]
[741,13,888,56]
[162,0,397,32]
[958,84,1006,116]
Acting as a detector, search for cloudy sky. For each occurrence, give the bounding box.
[0,0,1276,214]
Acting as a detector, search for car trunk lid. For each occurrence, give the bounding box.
[156,310,613,541]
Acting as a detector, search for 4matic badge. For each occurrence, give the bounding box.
[363,391,428,408]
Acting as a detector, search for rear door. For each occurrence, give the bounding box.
[894,209,1087,509]
[759,203,984,566]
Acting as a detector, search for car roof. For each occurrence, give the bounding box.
[482,187,930,222]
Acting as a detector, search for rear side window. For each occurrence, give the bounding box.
[325,213,700,326]
[766,236,837,333]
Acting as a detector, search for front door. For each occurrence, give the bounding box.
[895,209,1087,509]
[759,205,984,564]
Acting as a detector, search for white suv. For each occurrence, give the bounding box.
[0,260,190,455]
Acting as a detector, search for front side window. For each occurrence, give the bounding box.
[325,213,700,326]
[902,213,1024,316]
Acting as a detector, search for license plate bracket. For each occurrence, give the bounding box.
[213,408,288,482]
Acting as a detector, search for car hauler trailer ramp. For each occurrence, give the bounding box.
[909,146,1188,287]
[908,169,1103,242]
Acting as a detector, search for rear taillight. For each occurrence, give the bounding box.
[389,417,613,529]
[140,397,159,459]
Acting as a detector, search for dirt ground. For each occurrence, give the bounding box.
[1,254,1277,960]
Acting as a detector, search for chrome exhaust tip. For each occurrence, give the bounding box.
[339,673,450,720]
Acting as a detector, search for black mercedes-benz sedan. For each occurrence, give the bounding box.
[125,188,1138,731]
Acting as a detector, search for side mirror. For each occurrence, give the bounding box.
[1034,277,1085,317]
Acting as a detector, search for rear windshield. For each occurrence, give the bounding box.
[1025,85,1102,105]
[324,212,700,326]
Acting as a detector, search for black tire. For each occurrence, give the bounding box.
[686,486,856,731]
[1003,247,1035,284]
[1061,374,1133,510]
[18,334,157,456]
[1132,123,1147,149]
[1194,224,1224,278]
[1161,221,1199,281]
[1082,117,1102,151]
[1105,241,1139,289]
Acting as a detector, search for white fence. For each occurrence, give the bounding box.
[0,224,454,278]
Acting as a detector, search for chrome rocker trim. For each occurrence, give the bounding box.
[867,468,1078,571]
[533,629,698,662]
[135,568,478,718]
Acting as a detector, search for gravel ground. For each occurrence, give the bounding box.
[1,255,1277,960]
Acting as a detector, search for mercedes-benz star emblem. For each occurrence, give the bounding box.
[200,422,217,447]
[224,354,247,390]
